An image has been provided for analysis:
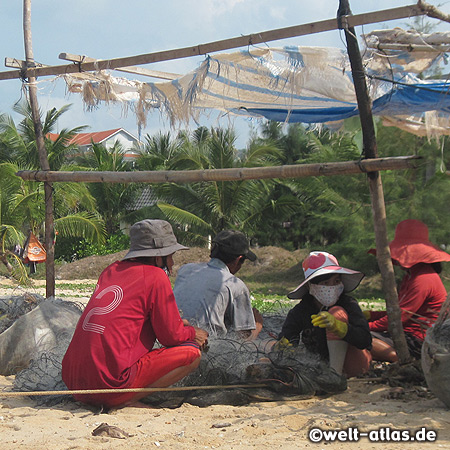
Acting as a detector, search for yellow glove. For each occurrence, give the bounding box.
[362,310,371,321]
[272,337,294,351]
[311,311,348,339]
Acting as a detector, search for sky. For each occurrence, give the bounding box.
[0,0,449,148]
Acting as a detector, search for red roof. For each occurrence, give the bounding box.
[47,128,122,146]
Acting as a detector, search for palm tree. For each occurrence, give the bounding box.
[0,101,85,169]
[148,126,300,245]
[0,160,105,278]
[73,141,139,235]
[0,103,106,278]
[135,131,183,171]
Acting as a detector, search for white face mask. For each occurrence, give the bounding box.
[309,282,344,307]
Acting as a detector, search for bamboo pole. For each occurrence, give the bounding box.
[418,0,450,23]
[23,0,55,299]
[0,383,268,398]
[0,5,424,82]
[58,53,180,80]
[15,156,420,184]
[338,0,411,363]
[367,43,450,52]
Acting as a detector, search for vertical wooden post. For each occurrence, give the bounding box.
[23,0,55,298]
[337,0,411,363]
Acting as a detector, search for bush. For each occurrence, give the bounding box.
[55,232,130,262]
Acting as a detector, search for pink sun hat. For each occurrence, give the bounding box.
[287,251,365,299]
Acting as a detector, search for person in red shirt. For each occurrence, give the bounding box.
[366,219,450,362]
[62,219,208,409]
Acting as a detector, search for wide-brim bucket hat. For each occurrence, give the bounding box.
[288,251,364,299]
[369,219,450,268]
[122,219,188,260]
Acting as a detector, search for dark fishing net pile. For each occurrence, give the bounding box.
[0,295,83,405]
[142,313,347,408]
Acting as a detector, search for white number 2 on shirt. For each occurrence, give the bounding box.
[82,285,124,334]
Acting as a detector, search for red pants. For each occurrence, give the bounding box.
[75,343,201,408]
[326,306,372,378]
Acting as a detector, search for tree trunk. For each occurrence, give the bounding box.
[338,0,411,363]
[0,254,14,273]
[23,0,55,298]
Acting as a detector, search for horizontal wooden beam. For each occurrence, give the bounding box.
[16,156,421,184]
[5,57,47,69]
[367,43,450,52]
[0,5,424,81]
[6,55,180,80]
[58,53,180,80]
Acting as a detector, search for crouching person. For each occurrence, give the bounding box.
[62,219,208,409]
[278,251,372,378]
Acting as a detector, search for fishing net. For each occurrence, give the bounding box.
[0,295,82,405]
[141,313,347,408]
[0,293,45,334]
[2,301,346,407]
[13,340,73,406]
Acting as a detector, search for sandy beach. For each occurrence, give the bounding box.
[1,373,449,449]
[1,260,449,449]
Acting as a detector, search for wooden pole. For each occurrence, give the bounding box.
[0,5,424,82]
[15,156,420,184]
[58,53,180,80]
[0,383,268,398]
[23,0,55,298]
[338,0,411,363]
[418,0,450,23]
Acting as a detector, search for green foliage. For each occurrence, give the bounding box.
[249,121,449,277]
[1,100,449,294]
[55,231,129,261]
[138,126,299,245]
[73,141,140,235]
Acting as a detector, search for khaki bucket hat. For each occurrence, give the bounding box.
[122,219,188,260]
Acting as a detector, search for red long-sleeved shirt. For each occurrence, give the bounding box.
[369,263,447,341]
[62,260,195,391]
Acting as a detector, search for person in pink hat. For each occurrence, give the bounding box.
[278,251,372,378]
[366,219,450,362]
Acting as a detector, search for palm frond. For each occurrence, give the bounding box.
[157,202,213,233]
[54,212,106,245]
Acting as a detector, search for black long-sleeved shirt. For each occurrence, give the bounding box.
[279,293,372,360]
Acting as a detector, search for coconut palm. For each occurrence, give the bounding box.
[0,101,85,169]
[0,103,107,278]
[148,126,301,245]
[0,160,105,279]
[73,141,139,235]
[135,131,184,171]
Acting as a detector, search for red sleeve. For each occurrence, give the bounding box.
[369,273,427,332]
[148,270,196,347]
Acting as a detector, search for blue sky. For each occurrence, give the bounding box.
[1,0,449,147]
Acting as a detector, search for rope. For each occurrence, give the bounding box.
[0,383,268,398]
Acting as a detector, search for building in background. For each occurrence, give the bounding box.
[48,128,141,162]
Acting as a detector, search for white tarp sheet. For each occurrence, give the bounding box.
[64,29,450,139]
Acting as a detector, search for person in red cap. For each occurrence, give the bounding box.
[278,251,372,378]
[367,219,450,362]
[62,219,209,409]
